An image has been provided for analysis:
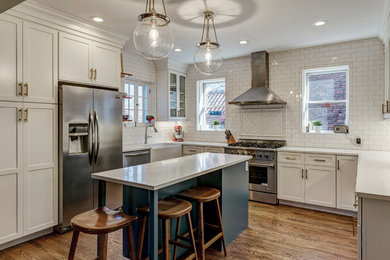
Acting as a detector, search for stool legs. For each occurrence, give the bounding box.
[68,230,80,260]
[186,213,198,260]
[214,199,227,256]
[162,219,171,260]
[173,216,182,259]
[127,224,137,260]
[197,202,205,260]
[137,215,148,260]
[98,234,108,260]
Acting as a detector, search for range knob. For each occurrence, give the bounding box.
[229,151,234,154]
[264,154,269,159]
[241,152,245,155]
[252,153,256,157]
[258,154,263,158]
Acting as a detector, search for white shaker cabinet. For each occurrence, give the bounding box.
[0,102,23,244]
[0,102,58,243]
[23,103,58,235]
[0,15,57,104]
[59,32,92,85]
[278,152,336,208]
[92,42,121,88]
[0,15,22,102]
[305,166,336,207]
[23,22,58,103]
[59,32,121,89]
[277,163,305,203]
[337,156,358,211]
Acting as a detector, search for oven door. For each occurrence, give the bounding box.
[248,161,276,194]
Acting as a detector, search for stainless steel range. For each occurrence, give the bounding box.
[225,139,285,204]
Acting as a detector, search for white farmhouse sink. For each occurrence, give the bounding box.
[150,143,182,162]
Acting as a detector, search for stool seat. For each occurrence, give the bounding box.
[178,186,220,203]
[71,207,137,234]
[137,197,192,219]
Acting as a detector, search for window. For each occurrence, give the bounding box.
[302,66,349,133]
[197,78,226,131]
[123,81,150,124]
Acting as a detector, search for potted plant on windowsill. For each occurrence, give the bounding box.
[212,120,220,130]
[312,120,322,133]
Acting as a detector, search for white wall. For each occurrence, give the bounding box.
[183,38,390,151]
[121,50,176,146]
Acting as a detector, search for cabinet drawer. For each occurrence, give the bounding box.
[204,147,225,153]
[278,152,304,165]
[305,154,335,167]
[182,145,204,155]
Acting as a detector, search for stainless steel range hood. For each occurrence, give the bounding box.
[228,51,286,107]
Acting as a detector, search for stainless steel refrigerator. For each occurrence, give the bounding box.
[56,84,123,232]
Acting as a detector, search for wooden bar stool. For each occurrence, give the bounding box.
[178,186,227,260]
[68,207,137,260]
[137,197,198,260]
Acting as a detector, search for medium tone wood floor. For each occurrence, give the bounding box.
[0,202,357,260]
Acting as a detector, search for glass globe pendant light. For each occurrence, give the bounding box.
[193,11,223,75]
[133,0,174,60]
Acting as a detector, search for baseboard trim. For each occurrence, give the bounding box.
[279,200,357,216]
[0,228,53,251]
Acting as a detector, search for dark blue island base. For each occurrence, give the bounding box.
[98,161,248,260]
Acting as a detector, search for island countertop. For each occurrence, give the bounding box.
[92,152,251,190]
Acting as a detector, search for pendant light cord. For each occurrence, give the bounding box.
[144,0,167,16]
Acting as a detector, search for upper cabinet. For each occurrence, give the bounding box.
[59,32,121,89]
[0,15,57,104]
[169,72,186,118]
[156,58,188,121]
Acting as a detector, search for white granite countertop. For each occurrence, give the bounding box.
[278,146,390,201]
[92,153,251,190]
[123,141,227,152]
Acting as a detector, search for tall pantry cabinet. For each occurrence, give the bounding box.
[0,13,58,244]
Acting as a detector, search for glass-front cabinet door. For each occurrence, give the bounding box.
[169,72,186,119]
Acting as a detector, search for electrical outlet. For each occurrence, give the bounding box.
[356,138,362,145]
[334,125,349,134]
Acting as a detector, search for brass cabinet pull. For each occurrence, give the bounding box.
[24,82,29,96]
[90,68,93,79]
[286,157,296,160]
[18,108,23,121]
[94,69,97,80]
[17,82,23,96]
[337,160,340,170]
[188,150,197,152]
[301,169,304,179]
[314,159,326,162]
[305,169,308,179]
[383,101,390,114]
[24,108,28,121]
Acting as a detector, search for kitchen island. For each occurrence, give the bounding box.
[92,152,251,260]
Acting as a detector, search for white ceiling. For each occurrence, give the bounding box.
[34,0,388,63]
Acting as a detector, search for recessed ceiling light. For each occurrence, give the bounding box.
[239,40,248,45]
[90,16,104,23]
[313,20,327,26]
[174,48,182,52]
[332,57,338,60]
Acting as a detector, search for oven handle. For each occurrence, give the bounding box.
[249,162,275,168]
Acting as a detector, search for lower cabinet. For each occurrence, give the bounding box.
[277,163,305,202]
[305,166,336,207]
[0,102,58,244]
[278,152,357,211]
[337,156,358,211]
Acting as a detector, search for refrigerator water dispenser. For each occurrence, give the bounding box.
[68,123,89,154]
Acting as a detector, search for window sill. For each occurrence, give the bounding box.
[197,129,226,132]
[302,131,336,135]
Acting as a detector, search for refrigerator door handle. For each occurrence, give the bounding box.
[94,110,100,164]
[88,110,94,165]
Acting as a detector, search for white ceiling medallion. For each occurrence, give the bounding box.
[133,0,174,60]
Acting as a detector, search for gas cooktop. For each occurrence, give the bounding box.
[228,139,286,150]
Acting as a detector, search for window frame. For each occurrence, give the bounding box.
[123,79,153,125]
[302,65,349,133]
[196,78,226,131]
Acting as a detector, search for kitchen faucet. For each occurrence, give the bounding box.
[144,122,158,144]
